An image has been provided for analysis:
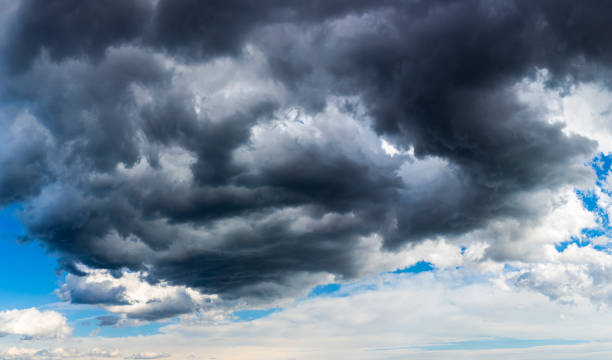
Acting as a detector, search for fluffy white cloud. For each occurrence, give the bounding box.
[506,244,612,308]
[448,186,598,264]
[57,267,220,323]
[0,308,71,340]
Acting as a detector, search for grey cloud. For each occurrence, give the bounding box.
[3,0,387,72]
[59,269,219,321]
[4,46,171,172]
[510,261,612,306]
[253,0,600,245]
[96,315,121,327]
[3,0,153,71]
[0,0,609,312]
[58,280,129,306]
[0,119,53,204]
[126,292,199,322]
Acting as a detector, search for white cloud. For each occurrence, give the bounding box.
[0,346,121,360]
[398,155,454,192]
[10,258,612,359]
[507,244,612,308]
[88,348,121,358]
[380,138,400,156]
[57,267,220,323]
[0,308,71,340]
[453,186,598,264]
[24,267,612,360]
[515,68,612,154]
[125,353,169,359]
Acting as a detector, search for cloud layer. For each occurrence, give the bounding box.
[2,0,612,314]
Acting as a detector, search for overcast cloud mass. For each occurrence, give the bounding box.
[2,0,612,358]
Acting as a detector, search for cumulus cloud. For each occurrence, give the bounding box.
[3,0,612,316]
[57,267,218,322]
[0,308,71,340]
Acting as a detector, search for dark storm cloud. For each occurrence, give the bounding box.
[4,0,387,71]
[4,0,153,71]
[58,280,129,306]
[0,0,610,312]
[0,123,53,204]
[140,91,278,186]
[254,0,602,245]
[152,208,378,299]
[4,46,171,172]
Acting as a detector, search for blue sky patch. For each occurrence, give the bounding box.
[392,261,435,274]
[558,154,612,253]
[503,264,520,273]
[308,283,341,297]
[232,308,280,322]
[591,153,612,182]
[0,204,60,308]
[555,237,591,253]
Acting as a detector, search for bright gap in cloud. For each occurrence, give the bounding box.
[380,138,400,156]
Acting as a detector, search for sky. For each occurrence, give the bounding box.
[3,0,612,359]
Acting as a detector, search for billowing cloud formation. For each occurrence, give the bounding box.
[4,0,387,71]
[1,0,611,310]
[57,266,218,322]
[0,308,71,340]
